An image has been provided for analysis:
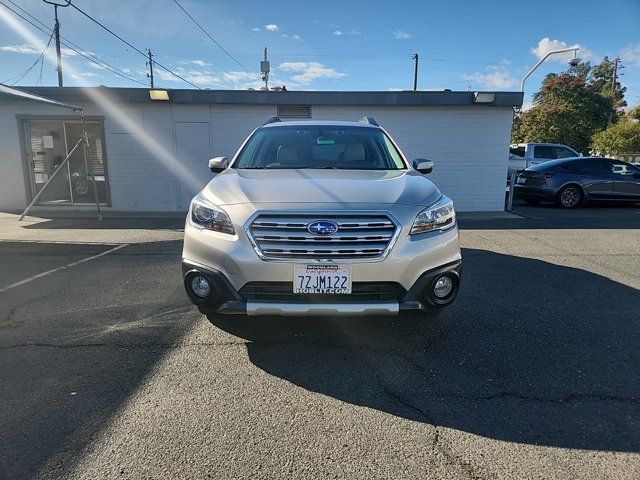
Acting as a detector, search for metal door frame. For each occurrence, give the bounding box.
[17,115,112,207]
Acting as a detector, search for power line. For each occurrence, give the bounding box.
[7,0,146,85]
[423,79,472,89]
[1,29,54,84]
[0,1,147,86]
[67,1,202,89]
[170,0,256,76]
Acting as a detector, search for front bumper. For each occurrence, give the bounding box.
[182,202,462,317]
[182,259,462,316]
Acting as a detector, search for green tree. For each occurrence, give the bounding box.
[592,119,640,155]
[627,104,640,121]
[567,60,591,81]
[512,73,610,153]
[588,56,627,118]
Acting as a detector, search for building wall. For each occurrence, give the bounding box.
[0,100,513,212]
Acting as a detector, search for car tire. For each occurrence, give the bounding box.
[557,185,583,208]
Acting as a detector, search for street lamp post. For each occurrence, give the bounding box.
[520,47,580,91]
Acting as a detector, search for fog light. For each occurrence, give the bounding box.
[190,275,211,298]
[433,275,454,299]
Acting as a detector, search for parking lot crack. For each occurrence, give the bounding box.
[374,374,490,479]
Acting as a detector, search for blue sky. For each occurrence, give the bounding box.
[1,0,639,109]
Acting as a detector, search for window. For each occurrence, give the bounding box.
[233,125,406,170]
[534,145,554,159]
[22,118,109,205]
[561,159,609,174]
[609,161,640,175]
[553,146,577,159]
[509,146,525,158]
[277,105,311,118]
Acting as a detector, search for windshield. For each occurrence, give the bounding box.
[233,126,406,170]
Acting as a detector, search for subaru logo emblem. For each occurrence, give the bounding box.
[307,220,339,236]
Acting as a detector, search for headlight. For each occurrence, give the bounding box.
[410,196,456,235]
[190,193,235,235]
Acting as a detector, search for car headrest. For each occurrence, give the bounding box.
[343,143,365,163]
[277,145,299,165]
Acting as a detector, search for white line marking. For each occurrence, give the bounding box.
[0,244,129,294]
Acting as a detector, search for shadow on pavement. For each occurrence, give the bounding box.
[0,241,195,479]
[13,217,186,231]
[211,247,640,452]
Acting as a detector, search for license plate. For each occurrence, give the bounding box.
[517,177,527,184]
[294,265,351,294]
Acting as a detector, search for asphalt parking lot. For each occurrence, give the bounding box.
[1,204,639,480]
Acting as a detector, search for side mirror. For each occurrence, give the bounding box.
[413,158,434,174]
[208,157,229,173]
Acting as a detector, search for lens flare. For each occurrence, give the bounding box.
[0,9,205,198]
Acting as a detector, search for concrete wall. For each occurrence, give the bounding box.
[0,100,513,212]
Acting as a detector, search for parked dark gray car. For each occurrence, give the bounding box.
[514,157,640,208]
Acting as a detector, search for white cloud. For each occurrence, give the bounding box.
[291,34,302,41]
[222,71,256,83]
[80,72,98,78]
[469,66,518,90]
[192,59,211,67]
[0,43,92,57]
[186,74,221,85]
[621,43,640,66]
[265,24,279,32]
[1,44,39,54]
[252,27,260,32]
[156,69,181,82]
[531,38,591,61]
[122,68,131,74]
[87,61,107,70]
[279,61,345,85]
[334,29,361,36]
[392,30,412,40]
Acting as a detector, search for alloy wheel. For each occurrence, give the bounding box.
[560,187,581,208]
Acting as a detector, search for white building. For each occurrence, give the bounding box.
[0,87,522,213]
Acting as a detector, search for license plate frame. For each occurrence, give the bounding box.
[293,264,352,294]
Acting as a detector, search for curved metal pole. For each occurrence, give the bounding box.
[520,47,579,91]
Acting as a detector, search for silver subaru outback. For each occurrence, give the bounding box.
[182,117,461,319]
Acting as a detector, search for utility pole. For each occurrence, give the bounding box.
[43,1,70,87]
[412,53,419,91]
[260,47,270,91]
[608,56,621,126]
[146,49,154,88]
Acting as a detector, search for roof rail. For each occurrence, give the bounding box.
[262,116,281,126]
[358,116,379,126]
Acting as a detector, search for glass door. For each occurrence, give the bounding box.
[63,122,108,204]
[25,120,73,204]
[24,119,109,205]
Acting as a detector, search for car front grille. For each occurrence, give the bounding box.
[239,282,407,302]
[246,213,398,260]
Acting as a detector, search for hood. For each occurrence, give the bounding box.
[201,169,441,207]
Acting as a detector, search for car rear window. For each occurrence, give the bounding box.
[560,159,609,174]
[510,146,525,158]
